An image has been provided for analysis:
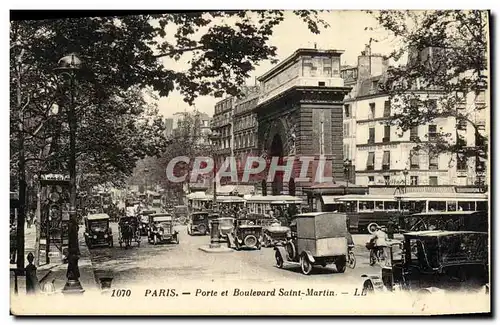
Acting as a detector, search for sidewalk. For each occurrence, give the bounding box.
[10,225,98,295]
[37,227,99,293]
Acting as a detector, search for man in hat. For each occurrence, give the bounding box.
[372,226,388,248]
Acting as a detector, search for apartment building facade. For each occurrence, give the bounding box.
[211,97,234,168]
[233,86,260,178]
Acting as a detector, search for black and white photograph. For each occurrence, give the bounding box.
[8,9,490,315]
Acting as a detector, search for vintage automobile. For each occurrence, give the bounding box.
[227,216,263,250]
[187,212,210,235]
[217,217,236,242]
[84,213,113,249]
[274,212,349,275]
[138,209,156,236]
[147,213,179,245]
[262,221,291,248]
[360,230,489,294]
[173,205,189,224]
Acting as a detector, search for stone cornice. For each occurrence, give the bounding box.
[254,86,352,114]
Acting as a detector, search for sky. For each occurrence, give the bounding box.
[151,11,401,119]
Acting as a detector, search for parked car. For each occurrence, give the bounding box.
[147,213,179,245]
[84,214,113,249]
[227,216,263,250]
[187,212,209,235]
[274,212,349,275]
[360,230,489,294]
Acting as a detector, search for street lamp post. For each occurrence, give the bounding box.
[208,131,221,249]
[403,168,409,194]
[55,53,84,294]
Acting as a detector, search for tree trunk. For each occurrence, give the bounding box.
[34,181,41,266]
[16,57,26,271]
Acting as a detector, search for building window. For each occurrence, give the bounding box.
[429,176,438,186]
[410,150,419,169]
[369,103,375,119]
[476,124,486,147]
[343,123,350,137]
[368,128,375,144]
[429,99,437,111]
[457,133,467,147]
[383,125,391,142]
[382,151,391,170]
[457,154,467,171]
[383,100,391,117]
[475,91,486,110]
[332,57,340,76]
[410,176,418,185]
[318,81,326,87]
[310,66,318,77]
[476,156,486,172]
[366,152,375,171]
[383,175,390,185]
[368,176,375,183]
[428,124,437,141]
[410,126,419,141]
[344,104,350,118]
[429,154,439,170]
[457,119,467,130]
[323,58,332,77]
[344,144,350,160]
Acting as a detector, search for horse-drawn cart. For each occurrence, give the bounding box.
[118,216,141,248]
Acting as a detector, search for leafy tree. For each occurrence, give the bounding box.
[11,11,328,188]
[371,10,488,166]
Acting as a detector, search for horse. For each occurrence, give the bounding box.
[119,222,134,249]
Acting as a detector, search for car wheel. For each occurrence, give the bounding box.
[286,241,297,260]
[300,254,313,275]
[363,280,374,294]
[275,251,284,268]
[243,235,257,248]
[335,256,347,273]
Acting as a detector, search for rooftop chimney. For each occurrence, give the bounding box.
[364,44,371,56]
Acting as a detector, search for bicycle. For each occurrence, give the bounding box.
[369,246,386,266]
